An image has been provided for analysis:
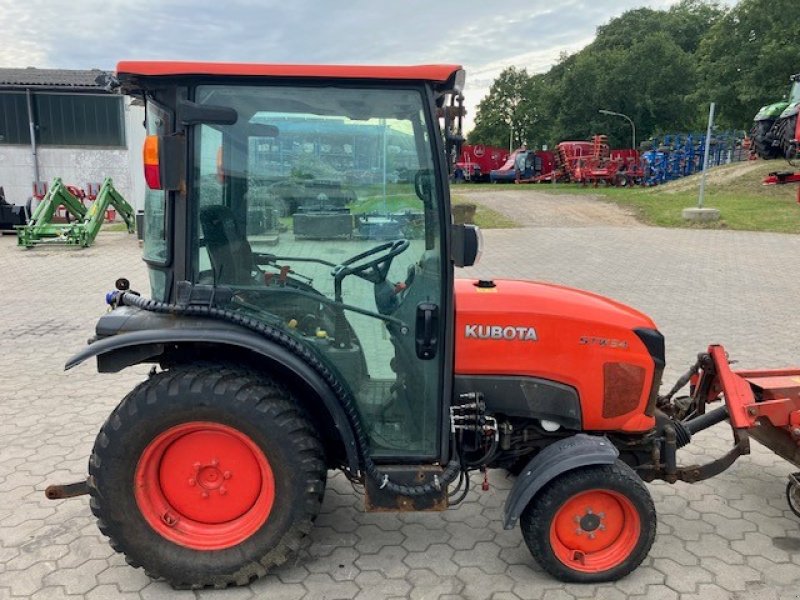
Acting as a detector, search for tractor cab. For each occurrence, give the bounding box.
[116,62,473,462]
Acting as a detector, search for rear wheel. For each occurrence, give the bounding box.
[89,365,326,588]
[520,461,656,583]
[752,120,780,159]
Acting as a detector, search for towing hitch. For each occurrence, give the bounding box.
[649,344,800,494]
[45,479,90,500]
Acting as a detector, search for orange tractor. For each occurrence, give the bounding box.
[47,61,800,589]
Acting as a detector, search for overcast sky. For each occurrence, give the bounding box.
[0,0,731,130]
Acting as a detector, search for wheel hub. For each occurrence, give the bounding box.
[190,459,233,496]
[135,421,275,549]
[551,489,641,572]
[578,511,603,534]
[159,430,261,523]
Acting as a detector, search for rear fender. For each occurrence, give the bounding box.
[65,329,361,473]
[502,434,618,529]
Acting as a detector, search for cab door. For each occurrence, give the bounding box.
[189,83,453,462]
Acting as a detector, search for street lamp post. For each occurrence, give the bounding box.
[599,109,636,150]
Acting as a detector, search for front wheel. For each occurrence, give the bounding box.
[520,461,656,583]
[787,475,800,518]
[780,115,798,160]
[89,365,326,588]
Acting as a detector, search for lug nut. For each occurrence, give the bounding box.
[188,478,196,486]
[223,471,232,480]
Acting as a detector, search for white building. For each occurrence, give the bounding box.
[0,67,145,210]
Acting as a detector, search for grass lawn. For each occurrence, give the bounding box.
[466,161,800,234]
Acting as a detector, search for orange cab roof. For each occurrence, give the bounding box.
[116,61,462,83]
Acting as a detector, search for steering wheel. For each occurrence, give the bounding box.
[332,239,410,289]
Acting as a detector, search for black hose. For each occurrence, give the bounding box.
[463,434,499,468]
[448,470,471,506]
[114,291,462,497]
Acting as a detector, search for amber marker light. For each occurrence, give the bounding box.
[143,135,162,189]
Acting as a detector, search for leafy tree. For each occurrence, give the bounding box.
[470,0,798,146]
[694,0,800,128]
[468,67,531,148]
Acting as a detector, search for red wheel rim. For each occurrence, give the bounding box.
[134,421,274,550]
[549,489,640,573]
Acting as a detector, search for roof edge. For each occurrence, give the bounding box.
[116,61,462,84]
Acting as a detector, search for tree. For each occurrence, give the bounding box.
[469,0,800,146]
[468,67,531,148]
[694,0,800,128]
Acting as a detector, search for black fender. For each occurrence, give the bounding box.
[65,328,361,474]
[502,434,619,530]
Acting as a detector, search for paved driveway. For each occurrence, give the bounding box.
[1,190,799,599]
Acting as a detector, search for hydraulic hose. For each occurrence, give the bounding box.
[112,290,462,497]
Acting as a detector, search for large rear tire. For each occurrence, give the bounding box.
[88,364,326,589]
[752,120,780,159]
[520,461,656,583]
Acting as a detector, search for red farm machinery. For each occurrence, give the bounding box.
[454,144,509,182]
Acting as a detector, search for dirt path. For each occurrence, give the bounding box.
[457,187,641,227]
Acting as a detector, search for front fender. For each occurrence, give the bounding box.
[65,327,361,474]
[502,434,618,529]
[779,102,800,120]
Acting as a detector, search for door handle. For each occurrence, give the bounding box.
[415,303,439,360]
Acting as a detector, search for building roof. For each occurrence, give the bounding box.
[117,61,462,85]
[0,67,112,91]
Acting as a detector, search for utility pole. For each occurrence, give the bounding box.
[697,102,715,209]
[682,102,720,222]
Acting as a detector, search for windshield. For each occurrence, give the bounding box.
[190,84,445,458]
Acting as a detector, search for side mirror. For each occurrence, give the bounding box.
[451,223,482,268]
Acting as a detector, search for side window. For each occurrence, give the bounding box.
[195,125,224,277]
[143,100,171,265]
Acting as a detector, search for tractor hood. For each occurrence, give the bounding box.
[454,278,656,334]
[755,101,790,121]
[454,279,661,432]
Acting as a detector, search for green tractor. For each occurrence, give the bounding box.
[752,73,800,159]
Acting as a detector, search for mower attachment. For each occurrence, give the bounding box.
[657,345,800,484]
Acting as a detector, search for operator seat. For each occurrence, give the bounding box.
[199,205,258,285]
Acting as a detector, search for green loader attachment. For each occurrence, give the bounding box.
[16,177,134,248]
